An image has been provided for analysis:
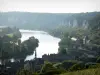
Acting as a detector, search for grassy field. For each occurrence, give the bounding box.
[61,68,100,75]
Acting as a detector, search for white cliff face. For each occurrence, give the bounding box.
[73,19,78,27]
[58,18,89,28]
[82,20,89,29]
[68,21,71,27]
[72,19,89,28]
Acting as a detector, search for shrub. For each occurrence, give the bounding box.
[61,60,78,70]
[88,63,100,69]
[40,61,64,75]
[96,57,100,63]
[16,69,33,75]
[16,69,39,75]
[40,69,65,75]
[61,68,100,75]
[69,63,85,71]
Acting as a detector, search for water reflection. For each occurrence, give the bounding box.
[20,29,60,60]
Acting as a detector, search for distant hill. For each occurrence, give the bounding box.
[0,12,100,30]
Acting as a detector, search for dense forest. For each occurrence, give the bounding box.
[0,12,100,75]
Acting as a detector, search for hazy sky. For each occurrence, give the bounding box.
[0,0,100,13]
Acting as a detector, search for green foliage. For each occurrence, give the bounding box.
[89,14,100,30]
[40,61,64,75]
[0,27,22,64]
[14,36,39,60]
[40,61,57,73]
[88,63,100,69]
[16,69,34,75]
[58,47,67,55]
[53,63,66,73]
[0,27,39,64]
[69,63,85,71]
[16,69,40,75]
[96,57,100,63]
[61,60,78,70]
[60,68,100,75]
[58,26,89,55]
[88,14,100,55]
[88,28,100,56]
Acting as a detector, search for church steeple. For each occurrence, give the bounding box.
[35,49,37,59]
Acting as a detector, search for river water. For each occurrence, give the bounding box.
[20,29,60,60]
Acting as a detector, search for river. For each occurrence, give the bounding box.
[20,29,60,60]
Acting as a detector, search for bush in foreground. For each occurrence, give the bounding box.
[69,63,85,71]
[61,68,100,75]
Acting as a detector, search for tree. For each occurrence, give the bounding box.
[0,27,39,65]
[13,36,39,60]
[58,32,73,54]
[88,14,100,55]
[0,27,21,65]
[58,26,89,55]
[89,14,100,30]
